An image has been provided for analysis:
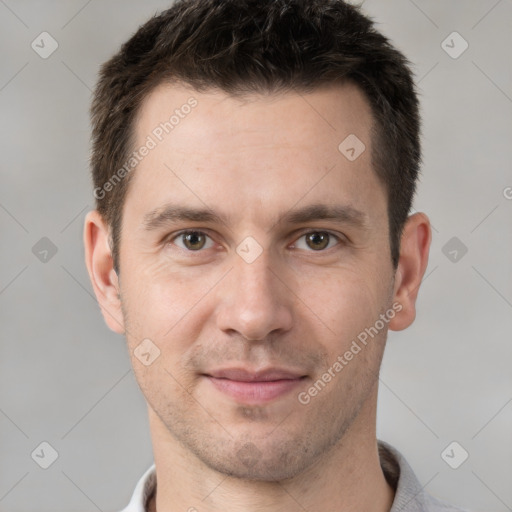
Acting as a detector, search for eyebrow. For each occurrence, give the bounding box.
[142,205,229,231]
[142,203,369,232]
[276,203,369,231]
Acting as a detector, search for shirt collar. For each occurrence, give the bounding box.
[120,462,156,512]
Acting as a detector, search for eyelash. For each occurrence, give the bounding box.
[166,229,345,254]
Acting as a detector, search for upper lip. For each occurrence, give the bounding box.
[205,368,306,382]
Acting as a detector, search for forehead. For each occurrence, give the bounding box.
[125,81,386,231]
[135,81,374,153]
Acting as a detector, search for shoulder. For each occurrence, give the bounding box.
[424,493,471,512]
[378,440,470,512]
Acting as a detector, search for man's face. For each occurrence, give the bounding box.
[117,82,396,480]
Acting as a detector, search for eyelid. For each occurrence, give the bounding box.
[290,229,345,251]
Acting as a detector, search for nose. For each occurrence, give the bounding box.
[214,249,294,341]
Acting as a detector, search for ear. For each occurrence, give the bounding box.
[388,212,432,332]
[84,210,125,334]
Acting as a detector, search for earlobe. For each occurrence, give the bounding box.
[83,210,125,334]
[388,212,431,332]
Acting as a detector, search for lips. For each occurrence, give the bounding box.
[207,367,305,382]
[204,367,307,403]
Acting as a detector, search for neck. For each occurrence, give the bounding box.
[147,392,394,512]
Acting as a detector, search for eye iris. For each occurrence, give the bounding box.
[306,232,329,250]
[183,232,205,250]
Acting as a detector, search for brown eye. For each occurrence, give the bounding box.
[183,232,205,250]
[305,232,330,250]
[293,231,341,251]
[173,231,213,251]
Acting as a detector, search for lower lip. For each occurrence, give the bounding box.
[206,376,305,403]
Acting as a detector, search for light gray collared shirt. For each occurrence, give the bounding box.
[120,440,469,512]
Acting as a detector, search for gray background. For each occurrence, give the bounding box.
[1,1,511,511]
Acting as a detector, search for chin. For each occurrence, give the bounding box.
[192,436,319,482]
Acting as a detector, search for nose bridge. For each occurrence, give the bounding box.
[238,252,276,304]
[215,245,293,341]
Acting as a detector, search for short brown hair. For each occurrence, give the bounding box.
[91,0,421,272]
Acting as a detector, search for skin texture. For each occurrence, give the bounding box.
[85,82,431,512]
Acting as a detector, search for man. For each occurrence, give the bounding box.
[84,1,468,510]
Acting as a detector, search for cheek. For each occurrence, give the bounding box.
[120,256,218,352]
[300,265,385,346]
[133,359,200,426]
[296,271,388,414]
